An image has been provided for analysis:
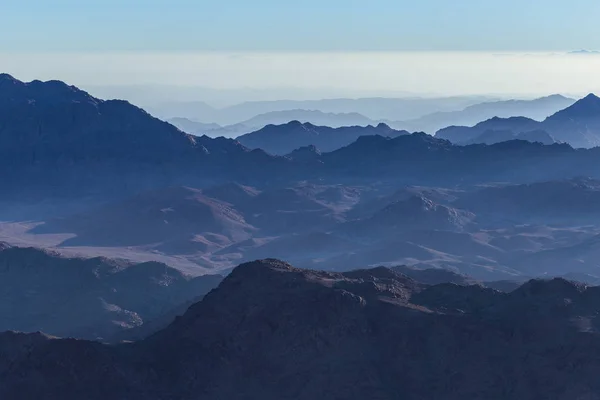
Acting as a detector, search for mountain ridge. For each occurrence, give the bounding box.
[436,93,600,148]
[236,120,409,155]
[3,259,600,399]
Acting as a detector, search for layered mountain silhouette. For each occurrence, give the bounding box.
[154,96,492,125]
[6,74,600,205]
[436,116,540,143]
[3,259,600,399]
[436,93,600,148]
[466,129,555,145]
[396,94,574,133]
[170,96,572,138]
[0,243,222,339]
[236,121,409,155]
[235,109,376,130]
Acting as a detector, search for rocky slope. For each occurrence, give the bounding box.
[2,259,600,399]
[0,73,288,201]
[0,244,222,339]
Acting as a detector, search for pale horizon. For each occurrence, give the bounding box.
[2,51,600,107]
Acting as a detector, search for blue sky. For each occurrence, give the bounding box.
[2,0,600,51]
[2,1,600,100]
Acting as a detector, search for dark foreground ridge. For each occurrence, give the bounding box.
[2,259,600,399]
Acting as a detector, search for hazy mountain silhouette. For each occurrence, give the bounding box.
[436,94,600,148]
[397,95,574,133]
[465,129,556,145]
[153,96,495,125]
[569,49,600,55]
[543,93,600,147]
[236,121,409,154]
[168,97,572,138]
[436,116,540,143]
[237,109,376,129]
[5,73,600,204]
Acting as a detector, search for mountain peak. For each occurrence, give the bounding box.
[0,73,18,83]
[0,73,98,105]
[547,93,600,121]
[513,277,588,299]
[582,93,600,101]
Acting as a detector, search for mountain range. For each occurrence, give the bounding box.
[151,95,495,124]
[6,73,600,206]
[6,72,600,398]
[396,94,574,133]
[7,74,600,282]
[167,95,574,138]
[0,73,287,203]
[437,93,600,148]
[236,121,409,155]
[3,259,600,399]
[22,176,600,282]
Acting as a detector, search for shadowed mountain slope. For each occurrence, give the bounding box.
[3,259,600,399]
[0,244,222,339]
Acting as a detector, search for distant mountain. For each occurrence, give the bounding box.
[397,95,574,133]
[164,96,574,138]
[237,121,409,155]
[152,96,495,125]
[0,244,222,339]
[3,259,600,399]
[145,100,218,121]
[238,109,376,129]
[436,94,600,148]
[569,50,600,55]
[543,93,600,147]
[465,129,556,145]
[167,117,221,135]
[436,116,540,144]
[195,109,378,139]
